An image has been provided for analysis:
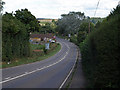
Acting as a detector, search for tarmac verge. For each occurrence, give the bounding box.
[62,46,86,89]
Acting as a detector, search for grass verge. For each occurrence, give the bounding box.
[1,43,61,68]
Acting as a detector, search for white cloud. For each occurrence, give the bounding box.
[3,0,119,18]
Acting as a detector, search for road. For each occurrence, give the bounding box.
[2,38,78,88]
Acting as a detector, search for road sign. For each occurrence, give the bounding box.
[45,43,49,50]
[68,34,71,38]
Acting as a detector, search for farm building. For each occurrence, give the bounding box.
[30,33,55,44]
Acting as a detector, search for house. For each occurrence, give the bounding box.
[30,33,55,44]
[37,18,58,23]
[37,18,58,26]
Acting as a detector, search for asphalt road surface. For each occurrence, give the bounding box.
[1,38,78,88]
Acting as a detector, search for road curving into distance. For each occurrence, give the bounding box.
[2,38,78,88]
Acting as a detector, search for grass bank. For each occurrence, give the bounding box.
[2,43,61,68]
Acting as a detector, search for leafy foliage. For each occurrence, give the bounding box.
[80,5,120,88]
[2,12,30,61]
[15,9,40,33]
[77,31,86,43]
[38,20,57,34]
[40,23,53,34]
[77,22,94,43]
[0,0,5,13]
[56,11,86,35]
[2,8,40,62]
[70,35,78,45]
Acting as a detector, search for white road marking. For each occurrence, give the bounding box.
[59,46,78,89]
[2,42,63,70]
[36,68,40,70]
[1,42,70,84]
[5,77,11,80]
[25,72,28,74]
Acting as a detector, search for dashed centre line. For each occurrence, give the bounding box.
[1,42,70,84]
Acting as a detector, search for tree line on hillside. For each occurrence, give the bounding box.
[56,5,120,88]
[2,9,40,62]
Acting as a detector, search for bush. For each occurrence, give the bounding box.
[43,46,47,54]
[80,6,120,88]
[77,31,86,43]
[70,35,78,45]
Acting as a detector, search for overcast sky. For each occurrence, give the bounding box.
[3,0,119,19]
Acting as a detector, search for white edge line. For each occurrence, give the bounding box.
[1,42,63,70]
[1,42,69,84]
[59,46,78,89]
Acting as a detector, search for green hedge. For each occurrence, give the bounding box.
[80,6,120,88]
[70,35,78,45]
[2,13,30,62]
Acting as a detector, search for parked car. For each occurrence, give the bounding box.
[51,40,55,43]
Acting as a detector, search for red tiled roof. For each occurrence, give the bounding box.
[30,33,54,39]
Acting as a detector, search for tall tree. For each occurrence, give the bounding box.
[57,11,85,35]
[15,8,40,33]
[0,0,5,61]
[77,22,94,43]
[2,12,30,61]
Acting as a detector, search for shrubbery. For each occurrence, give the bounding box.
[2,9,40,62]
[80,5,120,87]
[2,13,30,61]
[77,22,94,44]
[70,35,78,45]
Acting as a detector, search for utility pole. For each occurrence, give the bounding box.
[88,22,90,33]
[94,0,100,17]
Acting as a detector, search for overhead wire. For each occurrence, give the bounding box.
[94,0,101,17]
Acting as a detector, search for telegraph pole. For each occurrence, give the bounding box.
[88,0,100,33]
[89,22,90,33]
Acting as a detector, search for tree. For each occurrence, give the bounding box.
[77,31,86,43]
[95,21,101,29]
[2,13,20,34]
[107,5,120,20]
[15,8,40,33]
[57,11,85,35]
[77,22,94,43]
[2,12,30,61]
[0,0,5,13]
[0,0,5,31]
[80,5,120,87]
